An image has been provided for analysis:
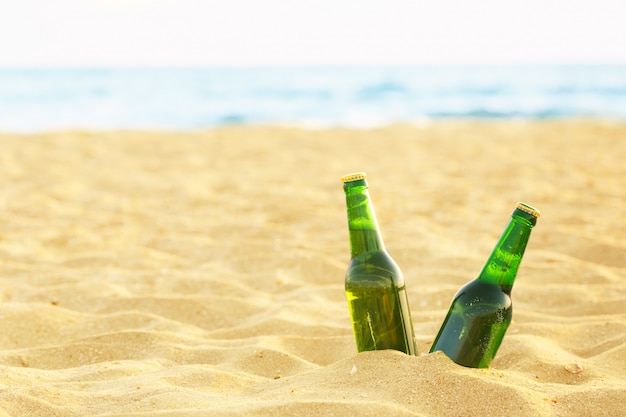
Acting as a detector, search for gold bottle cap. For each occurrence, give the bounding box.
[341,172,367,183]
[516,202,541,218]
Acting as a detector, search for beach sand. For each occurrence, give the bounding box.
[0,120,625,416]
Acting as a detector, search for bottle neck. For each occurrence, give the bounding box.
[343,179,385,257]
[477,208,536,292]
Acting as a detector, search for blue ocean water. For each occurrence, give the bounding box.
[1,66,625,131]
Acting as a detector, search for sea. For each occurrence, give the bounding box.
[1,65,625,132]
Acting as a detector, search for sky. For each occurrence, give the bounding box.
[1,0,625,68]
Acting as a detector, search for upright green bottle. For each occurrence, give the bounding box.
[342,172,417,355]
[429,202,540,368]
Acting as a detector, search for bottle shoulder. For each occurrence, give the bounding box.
[345,250,405,288]
[453,280,512,308]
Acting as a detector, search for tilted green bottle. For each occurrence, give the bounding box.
[429,202,540,368]
[342,172,417,355]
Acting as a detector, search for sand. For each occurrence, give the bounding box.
[0,120,624,416]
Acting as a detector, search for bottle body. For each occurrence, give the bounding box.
[342,172,417,355]
[429,280,512,367]
[429,202,540,368]
[345,249,417,355]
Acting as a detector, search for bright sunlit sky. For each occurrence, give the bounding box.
[1,0,625,68]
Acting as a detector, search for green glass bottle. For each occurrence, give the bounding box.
[342,172,417,355]
[429,202,540,368]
